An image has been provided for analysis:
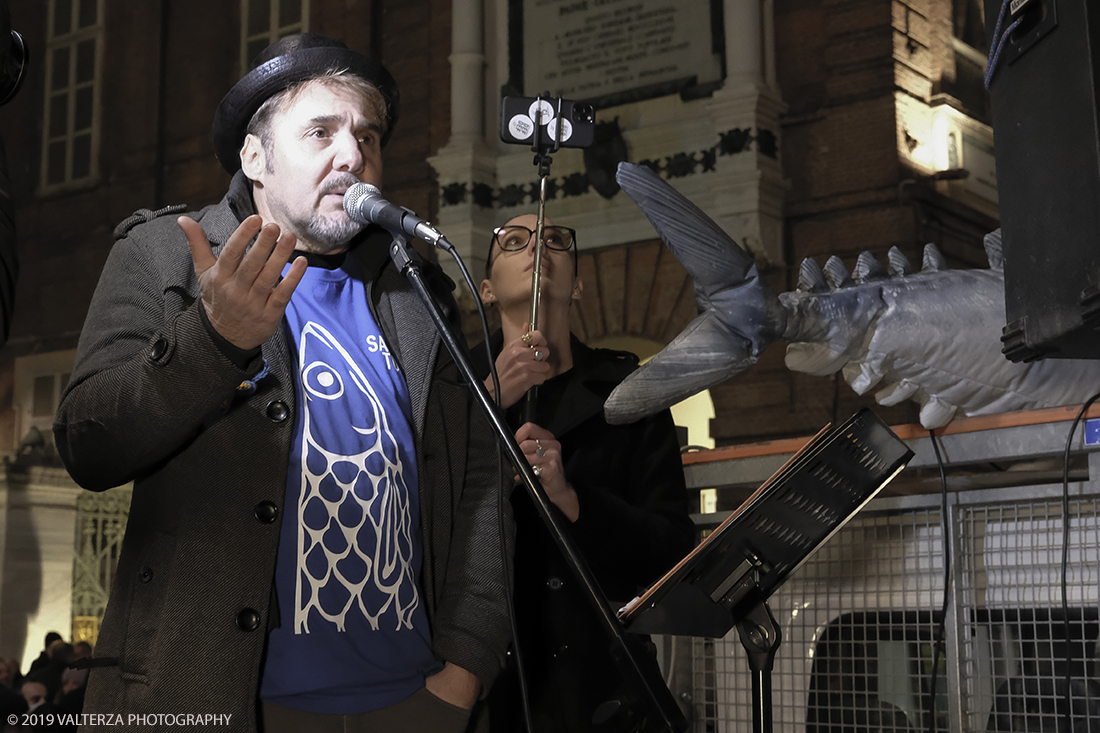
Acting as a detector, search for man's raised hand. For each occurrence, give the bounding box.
[180,214,306,351]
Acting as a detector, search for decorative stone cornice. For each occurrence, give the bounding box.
[436,124,780,211]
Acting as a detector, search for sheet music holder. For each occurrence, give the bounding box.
[618,408,915,639]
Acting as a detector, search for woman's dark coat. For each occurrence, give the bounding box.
[477,333,694,732]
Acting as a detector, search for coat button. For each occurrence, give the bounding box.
[547,577,564,591]
[266,401,289,422]
[254,501,279,524]
[236,608,261,632]
[149,338,168,360]
[137,567,154,583]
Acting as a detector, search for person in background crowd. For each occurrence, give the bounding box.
[57,666,88,727]
[0,658,20,689]
[0,658,26,723]
[25,634,61,677]
[69,643,91,664]
[20,670,55,715]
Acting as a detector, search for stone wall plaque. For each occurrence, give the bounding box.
[517,0,724,108]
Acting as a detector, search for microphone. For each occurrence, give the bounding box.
[343,182,447,247]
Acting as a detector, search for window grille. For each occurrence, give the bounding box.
[71,486,132,645]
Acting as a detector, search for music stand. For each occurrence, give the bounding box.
[618,409,915,733]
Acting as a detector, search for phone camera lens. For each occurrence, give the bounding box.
[572,103,594,123]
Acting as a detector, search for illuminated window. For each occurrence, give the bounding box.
[240,0,310,72]
[41,0,103,192]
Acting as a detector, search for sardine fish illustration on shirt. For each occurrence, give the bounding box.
[294,321,419,633]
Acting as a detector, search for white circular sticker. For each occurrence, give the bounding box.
[508,114,534,141]
[528,100,555,125]
[546,117,573,143]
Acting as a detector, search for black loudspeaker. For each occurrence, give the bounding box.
[984,0,1100,361]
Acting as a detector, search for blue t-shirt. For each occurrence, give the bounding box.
[260,256,442,713]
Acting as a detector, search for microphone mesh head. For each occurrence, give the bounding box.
[343,182,381,219]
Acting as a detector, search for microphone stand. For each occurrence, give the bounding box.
[383,230,686,733]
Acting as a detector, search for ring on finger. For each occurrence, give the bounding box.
[521,332,533,345]
[533,349,546,361]
[536,440,545,457]
[533,465,542,477]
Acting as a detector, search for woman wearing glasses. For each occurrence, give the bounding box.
[476,213,694,732]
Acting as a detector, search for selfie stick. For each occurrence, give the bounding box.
[522,94,565,424]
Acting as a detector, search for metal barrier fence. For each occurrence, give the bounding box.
[683,453,1100,732]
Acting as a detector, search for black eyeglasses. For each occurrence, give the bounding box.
[492,225,576,253]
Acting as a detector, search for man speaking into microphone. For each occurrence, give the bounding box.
[54,33,510,733]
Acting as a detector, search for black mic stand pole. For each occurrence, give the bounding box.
[737,600,782,733]
[384,230,685,733]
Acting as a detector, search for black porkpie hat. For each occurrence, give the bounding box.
[212,33,400,173]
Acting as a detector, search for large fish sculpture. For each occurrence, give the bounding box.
[604,163,1100,429]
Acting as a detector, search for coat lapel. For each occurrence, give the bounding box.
[383,273,439,442]
[357,242,441,444]
[546,374,606,437]
[547,338,638,437]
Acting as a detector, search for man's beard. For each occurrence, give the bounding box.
[266,191,364,253]
[265,171,365,253]
[302,212,363,252]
